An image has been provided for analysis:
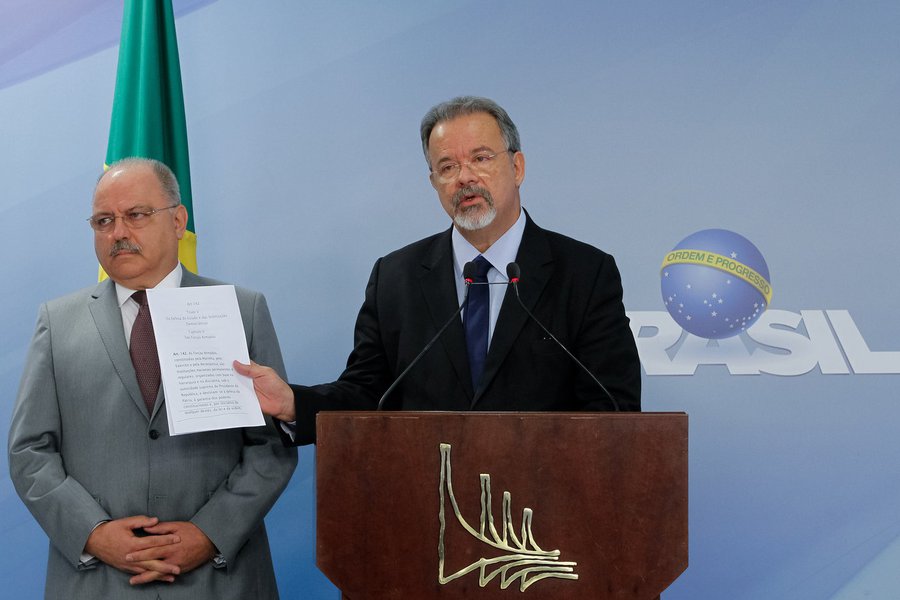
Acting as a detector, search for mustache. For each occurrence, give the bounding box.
[109,239,142,257]
[451,186,494,210]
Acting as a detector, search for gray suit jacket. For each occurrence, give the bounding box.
[8,269,297,600]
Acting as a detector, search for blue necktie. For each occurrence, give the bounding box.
[464,255,492,389]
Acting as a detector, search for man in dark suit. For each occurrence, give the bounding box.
[236,96,640,444]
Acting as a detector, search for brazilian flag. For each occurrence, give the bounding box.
[102,0,196,278]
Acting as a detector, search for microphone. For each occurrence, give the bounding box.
[376,261,478,410]
[506,262,621,412]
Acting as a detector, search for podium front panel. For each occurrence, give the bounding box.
[316,411,687,599]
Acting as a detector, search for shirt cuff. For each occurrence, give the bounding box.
[80,520,109,566]
[279,420,297,442]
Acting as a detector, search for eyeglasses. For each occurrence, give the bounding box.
[430,150,512,184]
[87,205,179,233]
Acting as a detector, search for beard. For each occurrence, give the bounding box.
[451,186,497,231]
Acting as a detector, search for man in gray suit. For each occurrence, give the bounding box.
[8,158,296,599]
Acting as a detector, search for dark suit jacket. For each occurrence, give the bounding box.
[290,214,640,444]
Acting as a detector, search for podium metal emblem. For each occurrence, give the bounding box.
[437,443,578,592]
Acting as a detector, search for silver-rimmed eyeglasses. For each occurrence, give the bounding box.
[87,205,179,233]
[430,149,513,184]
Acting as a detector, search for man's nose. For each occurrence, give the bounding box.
[111,215,130,238]
[456,161,480,185]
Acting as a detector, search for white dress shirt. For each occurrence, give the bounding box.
[115,264,183,347]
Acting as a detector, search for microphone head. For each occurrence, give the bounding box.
[463,260,477,283]
[506,262,521,283]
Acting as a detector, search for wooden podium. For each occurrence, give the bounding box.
[316,412,687,599]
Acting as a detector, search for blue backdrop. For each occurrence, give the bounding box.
[2,1,899,598]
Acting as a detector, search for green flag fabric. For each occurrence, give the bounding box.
[103,0,197,276]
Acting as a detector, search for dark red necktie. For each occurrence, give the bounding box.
[130,290,160,414]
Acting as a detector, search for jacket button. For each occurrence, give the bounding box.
[149,429,160,440]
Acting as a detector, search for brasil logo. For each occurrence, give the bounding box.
[660,229,772,339]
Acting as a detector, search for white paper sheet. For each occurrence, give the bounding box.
[147,285,265,435]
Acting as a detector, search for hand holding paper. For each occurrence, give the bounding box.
[232,360,296,422]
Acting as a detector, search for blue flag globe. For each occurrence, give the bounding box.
[660,229,772,339]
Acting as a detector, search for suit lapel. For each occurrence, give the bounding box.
[88,279,149,419]
[418,229,475,399]
[89,268,213,422]
[473,215,553,406]
[180,269,207,288]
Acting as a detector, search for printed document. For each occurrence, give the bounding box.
[147,285,265,435]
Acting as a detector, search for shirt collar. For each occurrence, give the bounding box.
[451,209,526,277]
[115,263,184,308]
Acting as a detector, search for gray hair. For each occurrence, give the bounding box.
[419,96,521,167]
[99,157,182,205]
